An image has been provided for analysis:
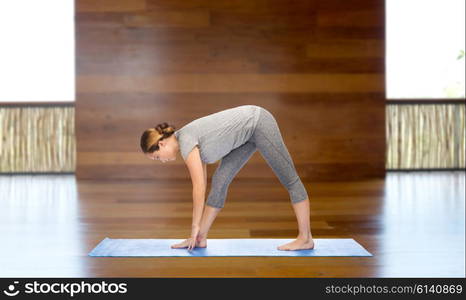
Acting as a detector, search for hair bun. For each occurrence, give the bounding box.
[155,122,175,134]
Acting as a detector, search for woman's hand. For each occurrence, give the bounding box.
[188,225,200,251]
[171,225,201,251]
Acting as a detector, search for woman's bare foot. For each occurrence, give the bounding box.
[196,236,207,248]
[277,235,314,251]
[196,233,207,247]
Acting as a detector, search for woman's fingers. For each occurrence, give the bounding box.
[189,238,197,251]
[188,238,195,251]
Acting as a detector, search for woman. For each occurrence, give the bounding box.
[140,105,314,251]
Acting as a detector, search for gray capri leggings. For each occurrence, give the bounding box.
[205,107,309,208]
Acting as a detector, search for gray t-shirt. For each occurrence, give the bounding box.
[174,105,261,164]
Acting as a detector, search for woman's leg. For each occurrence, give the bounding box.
[196,205,221,246]
[251,108,314,250]
[198,141,257,242]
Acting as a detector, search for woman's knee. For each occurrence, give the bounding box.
[288,178,309,204]
[205,199,224,209]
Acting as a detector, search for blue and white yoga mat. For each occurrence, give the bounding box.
[88,238,372,257]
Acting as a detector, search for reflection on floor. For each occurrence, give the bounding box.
[0,171,464,277]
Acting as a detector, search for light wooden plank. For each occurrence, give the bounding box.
[77,74,384,93]
[124,10,210,28]
[77,0,146,12]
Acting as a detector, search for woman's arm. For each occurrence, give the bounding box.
[185,146,207,228]
[203,162,207,190]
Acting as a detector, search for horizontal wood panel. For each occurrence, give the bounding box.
[317,10,383,27]
[209,11,316,29]
[316,0,384,12]
[77,74,384,93]
[78,57,383,75]
[146,0,317,14]
[259,58,384,73]
[123,10,211,28]
[306,39,384,58]
[77,0,146,12]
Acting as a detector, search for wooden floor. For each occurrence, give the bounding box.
[0,171,464,277]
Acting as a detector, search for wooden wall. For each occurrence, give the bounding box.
[76,0,386,181]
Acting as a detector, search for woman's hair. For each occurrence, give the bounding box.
[140,122,176,154]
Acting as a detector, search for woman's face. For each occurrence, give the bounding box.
[145,136,177,163]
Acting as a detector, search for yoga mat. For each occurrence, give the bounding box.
[88,238,372,257]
